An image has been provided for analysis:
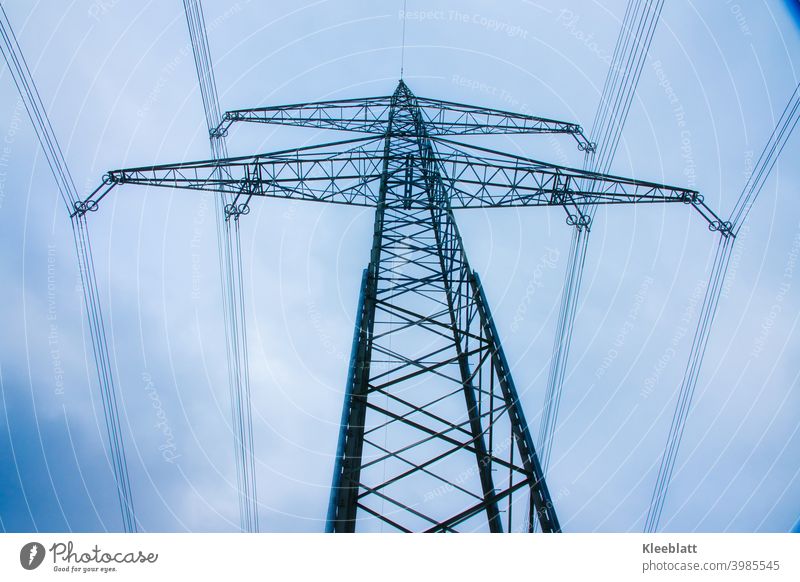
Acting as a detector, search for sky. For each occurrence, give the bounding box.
[0,0,799,533]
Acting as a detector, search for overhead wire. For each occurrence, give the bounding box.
[0,3,137,532]
[728,82,800,235]
[645,80,800,532]
[537,0,665,478]
[182,0,259,533]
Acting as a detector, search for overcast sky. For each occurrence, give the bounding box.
[1,0,799,533]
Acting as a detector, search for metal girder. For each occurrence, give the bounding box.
[210,82,594,149]
[72,137,386,216]
[212,96,393,137]
[73,133,711,228]
[430,137,694,210]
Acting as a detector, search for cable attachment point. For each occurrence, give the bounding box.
[565,213,591,230]
[225,202,251,219]
[210,126,228,140]
[72,199,99,216]
[708,220,733,235]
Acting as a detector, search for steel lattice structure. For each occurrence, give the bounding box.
[74,80,730,533]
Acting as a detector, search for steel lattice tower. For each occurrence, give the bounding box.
[75,80,730,533]
[326,84,559,533]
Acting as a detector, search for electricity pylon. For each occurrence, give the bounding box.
[75,80,729,532]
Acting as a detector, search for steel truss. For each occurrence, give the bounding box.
[75,80,724,532]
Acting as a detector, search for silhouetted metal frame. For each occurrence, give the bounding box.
[73,80,729,533]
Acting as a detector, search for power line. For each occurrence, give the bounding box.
[538,0,665,482]
[645,79,800,532]
[182,0,259,533]
[0,3,137,532]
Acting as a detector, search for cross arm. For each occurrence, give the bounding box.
[210,96,394,138]
[430,138,731,234]
[71,136,386,217]
[211,95,594,151]
[415,96,594,150]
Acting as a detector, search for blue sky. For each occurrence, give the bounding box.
[1,0,799,532]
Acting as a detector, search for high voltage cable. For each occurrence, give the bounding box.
[182,0,259,533]
[72,215,137,532]
[728,82,800,235]
[644,236,733,532]
[589,1,665,182]
[537,0,664,479]
[538,229,588,470]
[0,3,137,532]
[645,80,800,532]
